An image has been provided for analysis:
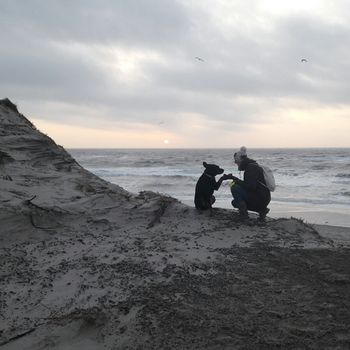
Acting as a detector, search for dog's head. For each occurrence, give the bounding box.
[203,162,224,176]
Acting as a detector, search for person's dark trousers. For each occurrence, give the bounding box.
[230,184,248,207]
[231,184,249,219]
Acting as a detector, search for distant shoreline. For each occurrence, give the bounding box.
[67,147,350,150]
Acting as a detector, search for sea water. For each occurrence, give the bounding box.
[69,148,350,227]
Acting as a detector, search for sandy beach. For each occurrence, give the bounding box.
[183,199,350,228]
[1,98,350,349]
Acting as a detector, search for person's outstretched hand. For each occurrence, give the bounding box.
[230,175,240,182]
[221,173,232,180]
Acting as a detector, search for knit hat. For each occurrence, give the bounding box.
[234,146,247,162]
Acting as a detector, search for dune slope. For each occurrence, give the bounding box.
[1,99,349,349]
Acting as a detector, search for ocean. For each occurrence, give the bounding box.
[69,148,350,227]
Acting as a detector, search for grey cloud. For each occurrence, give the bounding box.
[0,41,108,106]
[0,0,190,48]
[143,14,350,106]
[1,0,350,134]
[0,0,194,118]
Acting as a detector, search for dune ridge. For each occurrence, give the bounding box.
[1,99,350,349]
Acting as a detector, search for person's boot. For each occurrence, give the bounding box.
[237,201,249,220]
[258,207,270,221]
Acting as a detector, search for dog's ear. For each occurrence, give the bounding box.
[203,161,207,168]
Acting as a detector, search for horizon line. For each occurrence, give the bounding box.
[66,146,350,150]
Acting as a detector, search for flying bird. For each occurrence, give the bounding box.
[301,58,308,62]
[195,56,205,62]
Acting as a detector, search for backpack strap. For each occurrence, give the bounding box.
[258,181,269,189]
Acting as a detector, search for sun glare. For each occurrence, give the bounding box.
[107,47,165,82]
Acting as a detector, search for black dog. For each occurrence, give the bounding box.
[194,162,225,210]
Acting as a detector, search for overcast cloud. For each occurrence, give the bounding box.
[1,0,350,147]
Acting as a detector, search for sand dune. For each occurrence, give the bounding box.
[1,98,350,349]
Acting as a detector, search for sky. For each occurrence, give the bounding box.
[1,0,350,148]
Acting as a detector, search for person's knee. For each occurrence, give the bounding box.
[230,184,241,196]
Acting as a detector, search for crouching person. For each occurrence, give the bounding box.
[222,147,271,221]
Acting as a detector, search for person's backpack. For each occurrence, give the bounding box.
[260,165,276,192]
